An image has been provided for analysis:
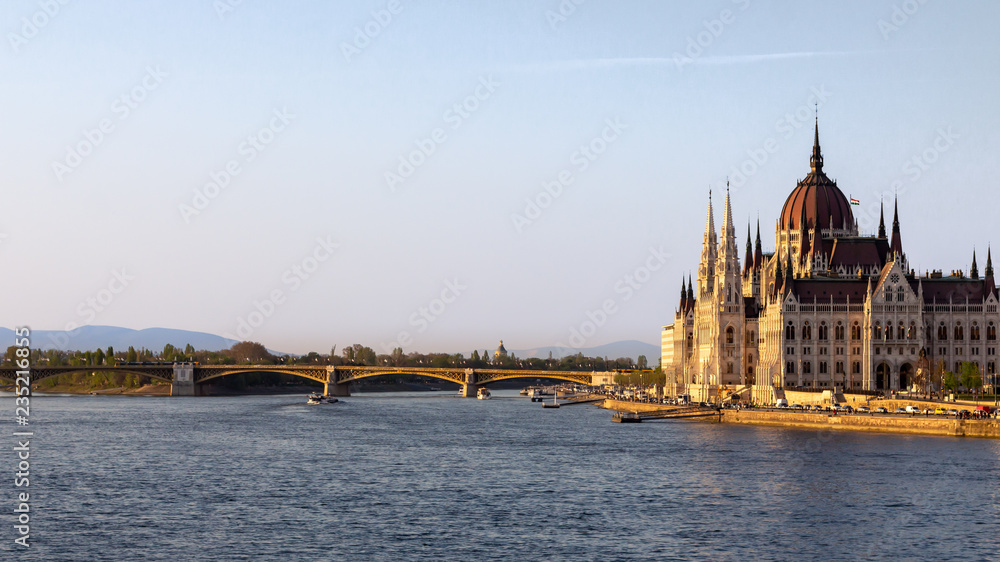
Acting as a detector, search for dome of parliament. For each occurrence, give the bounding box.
[778,123,854,232]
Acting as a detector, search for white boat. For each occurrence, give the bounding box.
[477,388,491,400]
[307,393,338,405]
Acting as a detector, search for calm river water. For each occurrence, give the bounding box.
[2,390,999,561]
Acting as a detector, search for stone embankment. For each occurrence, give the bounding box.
[722,410,1000,438]
[600,399,1000,439]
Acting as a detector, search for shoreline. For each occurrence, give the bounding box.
[600,399,1000,439]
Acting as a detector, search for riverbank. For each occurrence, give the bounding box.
[599,399,1000,439]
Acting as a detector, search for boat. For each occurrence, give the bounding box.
[307,393,339,405]
[528,389,544,402]
[612,411,642,423]
[477,388,492,400]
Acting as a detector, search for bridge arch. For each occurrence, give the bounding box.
[195,368,328,385]
[333,369,465,386]
[31,368,173,385]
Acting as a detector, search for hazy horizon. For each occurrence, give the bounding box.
[4,1,999,354]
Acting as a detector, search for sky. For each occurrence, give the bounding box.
[2,0,999,355]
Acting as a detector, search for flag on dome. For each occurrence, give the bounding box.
[850,197,860,206]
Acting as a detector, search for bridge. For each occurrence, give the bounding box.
[0,364,599,397]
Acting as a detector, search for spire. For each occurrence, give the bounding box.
[680,277,688,303]
[810,113,823,173]
[971,250,979,279]
[878,200,887,238]
[743,223,754,277]
[698,193,718,295]
[754,220,763,269]
[800,223,811,261]
[889,198,903,256]
[986,247,996,296]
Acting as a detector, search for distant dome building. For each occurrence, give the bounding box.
[494,340,508,359]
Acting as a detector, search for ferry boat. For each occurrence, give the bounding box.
[477,388,492,400]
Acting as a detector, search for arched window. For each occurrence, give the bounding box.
[897,323,905,340]
[852,323,861,341]
[785,322,796,341]
[802,322,812,341]
[726,326,735,344]
[818,322,828,341]
[955,323,964,341]
[971,322,980,341]
[835,322,845,341]
[938,323,948,341]
[803,361,812,374]
[726,362,733,374]
[727,284,732,303]
[908,322,917,340]
[747,354,753,364]
[885,322,893,340]
[874,323,883,340]
[897,286,905,301]
[988,322,997,341]
[885,288,893,302]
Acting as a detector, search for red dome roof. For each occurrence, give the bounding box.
[779,123,854,231]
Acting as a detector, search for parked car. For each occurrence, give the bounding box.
[904,405,920,414]
[923,408,934,415]
[895,407,907,414]
[948,409,959,416]
[791,404,804,410]
[811,404,823,411]
[934,408,948,415]
[875,407,888,414]
[857,406,871,413]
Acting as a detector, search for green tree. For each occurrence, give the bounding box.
[126,346,138,362]
[943,371,959,392]
[637,355,648,369]
[959,362,982,392]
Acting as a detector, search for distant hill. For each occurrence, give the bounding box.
[511,340,659,363]
[0,325,658,363]
[0,326,239,353]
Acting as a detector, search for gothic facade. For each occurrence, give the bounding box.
[661,123,999,403]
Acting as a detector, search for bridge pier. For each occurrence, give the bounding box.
[325,367,350,397]
[171,363,196,396]
[460,368,478,398]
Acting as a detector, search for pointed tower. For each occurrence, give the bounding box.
[986,247,995,296]
[697,192,718,297]
[971,250,979,279]
[810,116,824,173]
[743,223,754,278]
[679,278,688,311]
[687,274,695,310]
[754,220,763,270]
[878,200,887,239]
[716,188,743,302]
[890,198,903,257]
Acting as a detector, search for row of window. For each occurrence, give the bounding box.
[782,321,999,342]
[785,361,860,375]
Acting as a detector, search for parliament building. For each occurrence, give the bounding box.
[661,122,998,404]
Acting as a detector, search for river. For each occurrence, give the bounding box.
[2,390,998,560]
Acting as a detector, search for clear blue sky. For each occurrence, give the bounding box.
[2,0,998,354]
